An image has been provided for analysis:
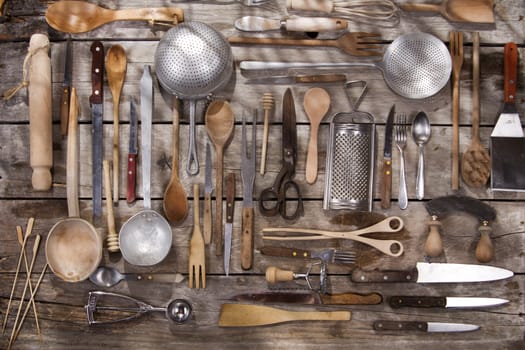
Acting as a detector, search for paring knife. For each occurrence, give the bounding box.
[380,105,395,209]
[90,41,104,224]
[203,142,213,244]
[373,320,480,333]
[224,172,235,276]
[126,98,138,204]
[60,36,72,137]
[231,291,383,305]
[234,16,348,32]
[389,295,509,309]
[246,74,347,85]
[351,262,513,283]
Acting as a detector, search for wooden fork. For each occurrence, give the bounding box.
[189,184,206,289]
[228,32,384,57]
[450,31,464,190]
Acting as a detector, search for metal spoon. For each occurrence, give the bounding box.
[411,112,431,200]
[89,266,184,287]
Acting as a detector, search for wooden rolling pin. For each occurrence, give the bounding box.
[29,33,52,191]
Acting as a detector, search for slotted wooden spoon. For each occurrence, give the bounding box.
[401,0,494,24]
[45,1,184,34]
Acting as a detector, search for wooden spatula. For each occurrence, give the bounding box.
[401,0,494,24]
[218,304,351,327]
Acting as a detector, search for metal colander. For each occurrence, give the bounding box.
[154,21,233,174]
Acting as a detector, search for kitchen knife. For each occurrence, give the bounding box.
[231,291,383,305]
[60,36,72,137]
[235,16,348,32]
[90,41,104,224]
[389,295,509,309]
[245,74,347,85]
[351,262,513,283]
[224,172,235,276]
[126,98,138,204]
[373,320,480,333]
[203,142,213,244]
[380,105,395,209]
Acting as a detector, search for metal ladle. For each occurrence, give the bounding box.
[411,111,431,200]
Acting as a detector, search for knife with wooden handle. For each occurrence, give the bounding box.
[224,173,235,276]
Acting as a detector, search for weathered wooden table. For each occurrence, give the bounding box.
[1,0,524,349]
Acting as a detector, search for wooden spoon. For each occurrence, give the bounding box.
[163,97,188,224]
[400,0,494,23]
[205,101,235,256]
[461,32,490,188]
[45,1,184,34]
[304,88,330,184]
[106,45,127,205]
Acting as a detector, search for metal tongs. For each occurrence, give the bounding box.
[266,260,328,294]
[85,291,192,325]
[262,216,404,257]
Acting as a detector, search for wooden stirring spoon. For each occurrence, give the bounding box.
[206,101,235,256]
[45,1,184,34]
[461,32,490,188]
[163,97,188,225]
[400,0,494,24]
[304,88,330,184]
[106,45,127,205]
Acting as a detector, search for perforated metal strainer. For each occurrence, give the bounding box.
[155,21,233,175]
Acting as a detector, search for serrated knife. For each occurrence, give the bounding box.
[234,16,348,32]
[351,262,513,283]
[203,142,213,244]
[389,295,509,309]
[374,320,480,333]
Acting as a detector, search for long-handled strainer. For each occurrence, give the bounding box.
[155,21,233,175]
[240,32,452,100]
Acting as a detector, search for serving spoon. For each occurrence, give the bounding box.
[89,266,184,288]
[45,1,184,34]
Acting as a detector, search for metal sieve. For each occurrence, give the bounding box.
[239,32,452,99]
[155,21,233,175]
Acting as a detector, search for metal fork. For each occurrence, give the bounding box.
[395,114,408,210]
[314,249,356,265]
[450,31,464,191]
[189,183,206,289]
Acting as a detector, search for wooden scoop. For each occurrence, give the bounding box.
[219,304,350,327]
[401,0,494,23]
[304,88,330,184]
[45,1,184,34]
[461,32,490,188]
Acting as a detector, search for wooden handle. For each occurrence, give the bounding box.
[260,246,312,258]
[286,0,335,13]
[503,42,518,103]
[126,153,137,203]
[219,303,351,327]
[60,86,70,137]
[66,88,79,217]
[389,296,446,308]
[203,192,212,244]
[228,36,328,48]
[284,17,347,32]
[265,266,295,283]
[241,207,254,270]
[351,268,417,283]
[380,158,392,209]
[475,224,494,263]
[305,122,319,184]
[373,320,428,332]
[225,173,235,224]
[103,160,119,253]
[215,147,224,256]
[260,93,274,175]
[322,292,383,305]
[113,7,184,23]
[89,41,104,104]
[28,33,52,191]
[424,217,443,257]
[472,32,480,140]
[399,3,442,13]
[193,183,200,227]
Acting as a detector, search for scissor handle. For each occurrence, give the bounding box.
[259,186,281,217]
[279,180,303,220]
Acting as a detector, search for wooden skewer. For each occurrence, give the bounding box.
[260,93,274,175]
[2,217,34,334]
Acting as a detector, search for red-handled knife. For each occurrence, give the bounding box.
[126,98,138,203]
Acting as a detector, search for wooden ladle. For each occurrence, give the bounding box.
[304,88,330,184]
[205,101,235,256]
[461,32,490,188]
[106,45,127,205]
[400,0,494,24]
[163,97,188,224]
[45,1,184,34]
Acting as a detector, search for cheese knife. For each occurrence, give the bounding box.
[224,172,235,276]
[126,98,138,204]
[231,291,383,305]
[389,295,509,309]
[203,142,213,244]
[60,36,72,137]
[380,105,394,209]
[235,16,348,32]
[351,262,513,283]
[373,320,480,333]
[90,41,104,224]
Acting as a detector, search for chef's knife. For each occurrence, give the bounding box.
[389,295,509,309]
[90,41,104,224]
[235,16,348,32]
[224,172,235,276]
[126,98,138,204]
[380,105,395,209]
[203,142,213,244]
[246,74,347,85]
[60,36,72,137]
[231,291,383,305]
[351,262,513,283]
[373,320,480,333]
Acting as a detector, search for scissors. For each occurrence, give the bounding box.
[259,88,304,220]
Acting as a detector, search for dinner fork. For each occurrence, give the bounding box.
[189,184,206,289]
[450,31,464,191]
[395,114,408,210]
